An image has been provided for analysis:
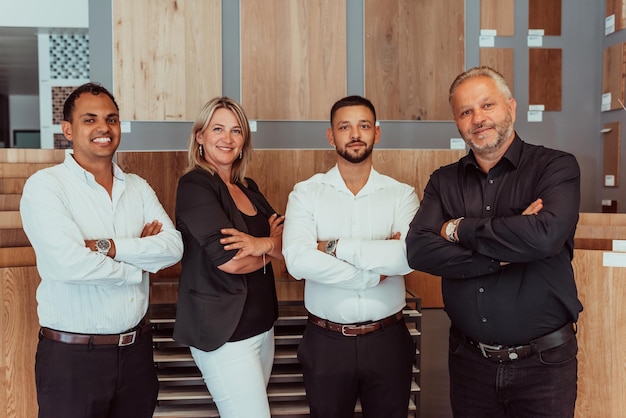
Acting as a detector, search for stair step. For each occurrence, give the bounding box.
[154,396,419,417]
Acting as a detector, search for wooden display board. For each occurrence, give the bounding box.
[364,0,464,120]
[602,42,626,111]
[603,122,620,187]
[529,48,562,111]
[480,0,515,36]
[529,0,561,36]
[240,0,347,120]
[112,0,222,121]
[607,0,626,33]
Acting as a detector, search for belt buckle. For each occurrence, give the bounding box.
[341,325,358,337]
[478,341,502,358]
[118,330,137,346]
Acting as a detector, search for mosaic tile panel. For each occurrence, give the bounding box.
[54,133,72,149]
[49,33,90,79]
[52,86,80,125]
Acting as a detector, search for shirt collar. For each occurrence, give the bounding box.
[63,152,125,184]
[323,164,383,196]
[461,132,523,172]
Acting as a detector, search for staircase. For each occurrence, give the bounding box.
[150,297,422,417]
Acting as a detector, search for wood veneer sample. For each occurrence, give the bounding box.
[529,0,561,36]
[602,43,626,111]
[603,122,620,187]
[607,0,626,33]
[241,0,346,120]
[528,48,561,111]
[480,0,514,36]
[364,0,464,120]
[479,48,514,95]
[112,0,222,121]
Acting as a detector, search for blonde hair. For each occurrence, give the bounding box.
[185,97,253,186]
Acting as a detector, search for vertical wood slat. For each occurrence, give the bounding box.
[240,0,347,120]
[603,122,620,187]
[480,0,515,36]
[480,48,515,95]
[1,267,40,418]
[573,250,626,418]
[529,0,562,35]
[529,48,562,110]
[607,0,626,33]
[602,42,626,111]
[365,0,465,120]
[112,0,222,121]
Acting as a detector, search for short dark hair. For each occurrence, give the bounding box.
[62,83,119,122]
[329,95,377,126]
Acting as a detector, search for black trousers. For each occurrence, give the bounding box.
[297,318,415,418]
[35,327,159,418]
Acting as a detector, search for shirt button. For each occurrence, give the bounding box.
[130,297,135,303]
[488,179,494,184]
[478,287,484,293]
[482,317,487,323]
[485,205,491,211]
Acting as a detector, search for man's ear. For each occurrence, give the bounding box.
[326,127,335,147]
[61,121,73,141]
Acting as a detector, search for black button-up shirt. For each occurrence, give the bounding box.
[407,134,583,345]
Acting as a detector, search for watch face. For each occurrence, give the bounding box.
[325,240,336,254]
[96,239,110,253]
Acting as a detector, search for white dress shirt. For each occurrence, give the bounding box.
[20,154,183,334]
[282,165,419,323]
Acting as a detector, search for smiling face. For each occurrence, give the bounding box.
[61,92,121,167]
[451,75,516,157]
[327,105,380,164]
[196,107,245,174]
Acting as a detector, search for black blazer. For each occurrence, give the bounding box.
[173,168,277,352]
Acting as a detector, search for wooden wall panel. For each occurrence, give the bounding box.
[479,48,515,95]
[602,42,626,111]
[364,0,465,120]
[480,0,515,36]
[1,266,40,418]
[240,0,346,120]
[112,0,222,121]
[574,250,626,418]
[529,48,562,110]
[607,0,626,33]
[603,122,620,187]
[529,0,561,36]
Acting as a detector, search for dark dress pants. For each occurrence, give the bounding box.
[35,327,159,418]
[297,318,416,418]
[448,328,578,418]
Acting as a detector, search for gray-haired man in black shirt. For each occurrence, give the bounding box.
[407,66,582,418]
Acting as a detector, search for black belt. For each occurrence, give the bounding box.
[308,311,403,336]
[40,322,151,347]
[459,323,576,362]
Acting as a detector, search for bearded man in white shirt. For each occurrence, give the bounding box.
[20,83,183,418]
[282,95,419,418]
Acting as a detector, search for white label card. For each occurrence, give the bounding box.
[613,240,626,252]
[249,120,257,132]
[606,15,616,36]
[605,175,616,187]
[479,35,495,48]
[527,35,543,47]
[527,110,543,122]
[601,93,611,112]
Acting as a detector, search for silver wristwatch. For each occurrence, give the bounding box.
[96,239,111,255]
[445,218,463,243]
[324,239,338,257]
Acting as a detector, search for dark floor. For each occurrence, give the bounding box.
[420,309,453,418]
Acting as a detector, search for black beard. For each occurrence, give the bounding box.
[336,141,374,163]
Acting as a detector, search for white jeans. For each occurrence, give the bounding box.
[190,328,275,418]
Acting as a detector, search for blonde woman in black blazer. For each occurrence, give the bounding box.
[174,97,284,418]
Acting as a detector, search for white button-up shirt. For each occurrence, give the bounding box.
[20,154,183,334]
[282,165,419,323]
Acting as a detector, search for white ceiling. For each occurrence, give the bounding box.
[0,27,40,96]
